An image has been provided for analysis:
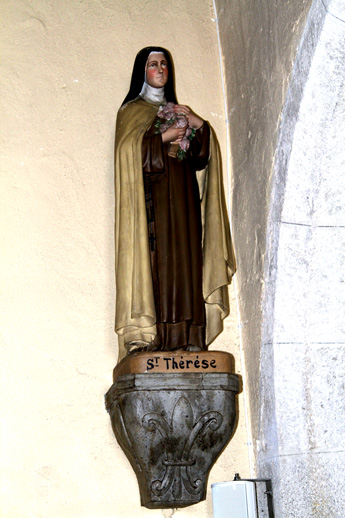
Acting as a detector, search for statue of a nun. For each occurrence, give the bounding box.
[114,46,235,361]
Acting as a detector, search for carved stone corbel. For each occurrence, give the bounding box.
[105,351,239,509]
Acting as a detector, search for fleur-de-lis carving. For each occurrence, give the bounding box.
[142,396,223,498]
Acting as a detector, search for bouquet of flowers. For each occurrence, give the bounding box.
[154,102,196,160]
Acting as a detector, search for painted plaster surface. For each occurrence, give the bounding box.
[1,1,249,517]
[259,0,345,516]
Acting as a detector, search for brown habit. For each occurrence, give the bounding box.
[114,99,235,361]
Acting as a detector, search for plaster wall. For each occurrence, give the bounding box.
[214,0,313,458]
[1,1,250,517]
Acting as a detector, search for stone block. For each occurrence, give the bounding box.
[273,225,345,343]
[281,11,345,227]
[260,451,345,518]
[272,342,345,455]
[323,0,345,20]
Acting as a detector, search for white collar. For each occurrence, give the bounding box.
[139,82,166,105]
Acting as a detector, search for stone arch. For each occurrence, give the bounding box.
[215,0,345,515]
[260,1,345,515]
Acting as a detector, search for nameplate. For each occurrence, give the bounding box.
[146,355,217,371]
[113,351,233,380]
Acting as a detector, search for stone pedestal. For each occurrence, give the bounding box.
[105,351,239,509]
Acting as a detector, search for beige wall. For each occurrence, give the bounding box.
[1,1,250,516]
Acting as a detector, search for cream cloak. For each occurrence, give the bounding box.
[114,99,236,361]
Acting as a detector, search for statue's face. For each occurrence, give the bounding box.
[145,52,168,89]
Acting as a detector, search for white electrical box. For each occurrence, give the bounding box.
[212,480,258,518]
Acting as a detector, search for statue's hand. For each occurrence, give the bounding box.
[174,105,204,130]
[161,122,186,143]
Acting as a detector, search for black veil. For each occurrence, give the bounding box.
[121,46,178,106]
